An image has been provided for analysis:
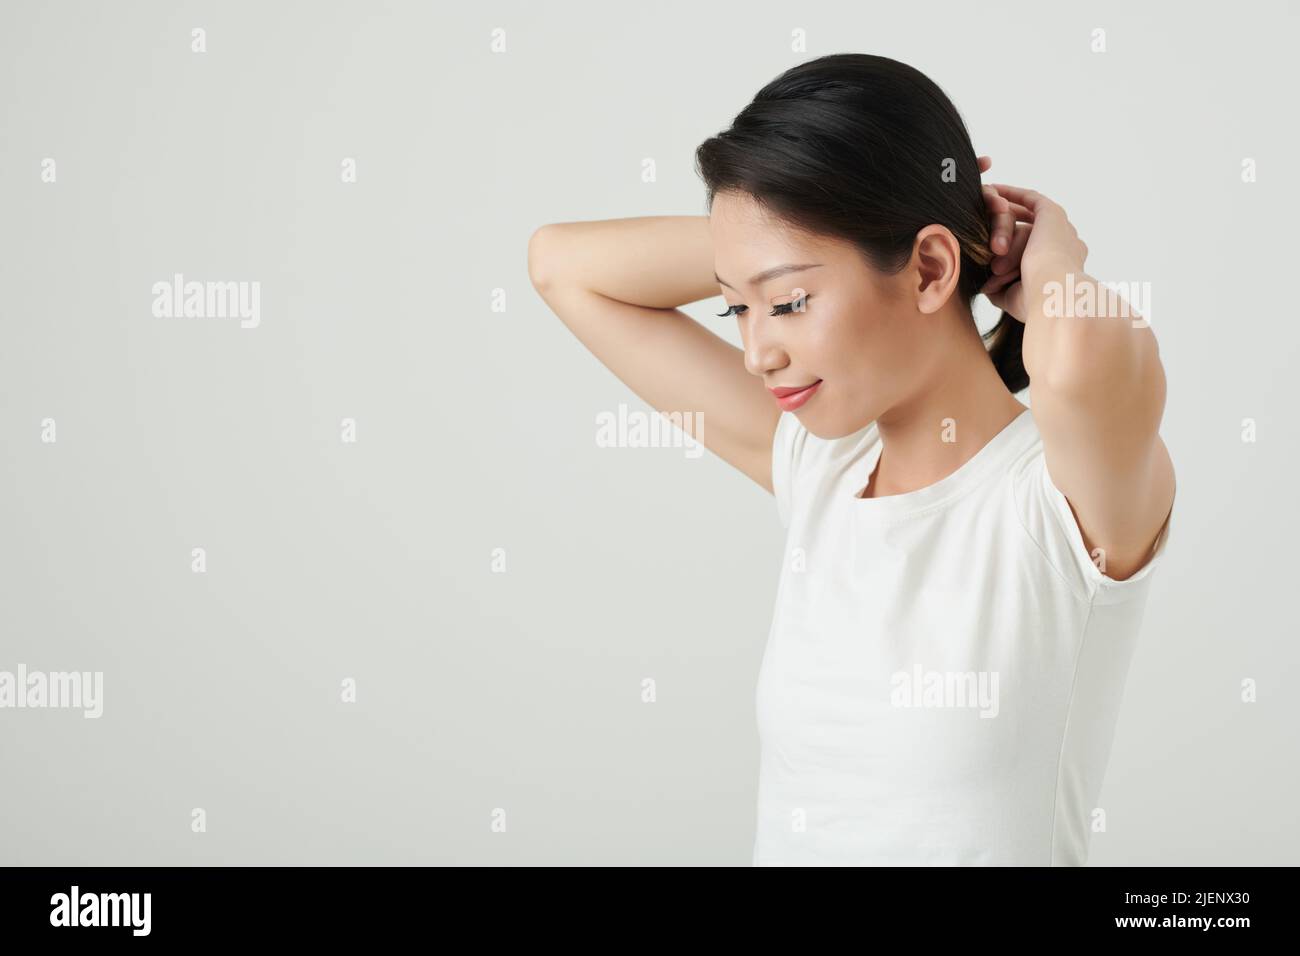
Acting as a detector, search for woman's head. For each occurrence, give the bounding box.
[695,53,1027,438]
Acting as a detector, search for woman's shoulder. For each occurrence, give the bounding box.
[1004,411,1172,605]
[772,412,877,526]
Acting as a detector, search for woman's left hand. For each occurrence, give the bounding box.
[975,158,1089,323]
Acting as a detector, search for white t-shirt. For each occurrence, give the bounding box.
[754,404,1173,866]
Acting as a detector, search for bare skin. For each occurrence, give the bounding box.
[529,158,1174,581]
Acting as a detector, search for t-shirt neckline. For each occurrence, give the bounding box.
[849,407,1035,520]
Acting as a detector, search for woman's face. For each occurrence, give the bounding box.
[710,189,934,439]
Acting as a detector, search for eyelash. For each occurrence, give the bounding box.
[716,294,812,319]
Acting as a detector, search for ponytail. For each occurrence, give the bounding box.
[982,312,1029,394]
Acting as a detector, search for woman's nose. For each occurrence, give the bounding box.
[744,327,785,378]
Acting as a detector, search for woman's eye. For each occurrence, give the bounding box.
[769,292,811,316]
[716,294,810,319]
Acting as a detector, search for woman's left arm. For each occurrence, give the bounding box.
[981,182,1176,582]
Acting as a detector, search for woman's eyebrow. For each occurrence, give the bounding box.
[714,262,824,291]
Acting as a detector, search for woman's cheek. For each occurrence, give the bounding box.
[805,307,847,360]
[814,304,874,371]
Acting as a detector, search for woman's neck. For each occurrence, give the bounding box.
[860,323,1025,499]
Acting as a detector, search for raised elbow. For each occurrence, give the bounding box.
[527,224,561,293]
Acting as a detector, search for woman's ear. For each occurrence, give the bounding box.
[911,225,962,314]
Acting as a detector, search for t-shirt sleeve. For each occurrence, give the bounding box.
[771,411,805,529]
[1012,446,1174,606]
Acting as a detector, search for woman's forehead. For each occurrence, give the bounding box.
[713,224,852,290]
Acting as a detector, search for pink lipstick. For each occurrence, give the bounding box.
[770,380,822,411]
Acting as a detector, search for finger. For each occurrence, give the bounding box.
[982,262,1019,291]
[999,199,1036,223]
[982,185,1014,254]
[977,155,992,175]
[989,183,1061,217]
[982,268,1020,295]
[987,280,1026,321]
[983,185,1039,223]
[991,222,1032,275]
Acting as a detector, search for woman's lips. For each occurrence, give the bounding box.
[770,380,822,411]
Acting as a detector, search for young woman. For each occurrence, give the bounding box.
[527,53,1175,866]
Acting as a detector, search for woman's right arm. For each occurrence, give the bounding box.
[527,216,781,492]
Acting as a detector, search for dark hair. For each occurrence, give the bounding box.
[694,53,1028,393]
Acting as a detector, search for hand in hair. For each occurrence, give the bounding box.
[984,180,1092,325]
[974,156,1040,321]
